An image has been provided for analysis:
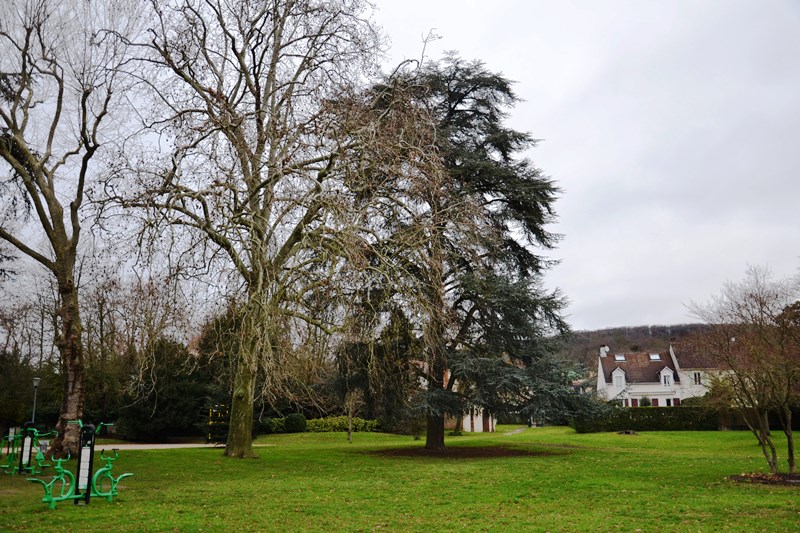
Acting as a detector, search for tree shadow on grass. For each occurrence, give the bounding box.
[368,445,570,459]
[727,473,800,486]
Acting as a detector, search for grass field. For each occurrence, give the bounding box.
[1,426,798,531]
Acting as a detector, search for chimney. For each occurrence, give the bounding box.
[599,345,610,358]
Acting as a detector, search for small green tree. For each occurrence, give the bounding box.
[117,338,213,440]
[336,308,422,433]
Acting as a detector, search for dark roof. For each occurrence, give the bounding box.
[599,352,678,384]
[671,341,717,369]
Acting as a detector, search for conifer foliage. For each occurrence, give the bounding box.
[354,57,594,450]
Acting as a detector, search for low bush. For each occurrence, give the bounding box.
[306,416,380,433]
[572,407,718,433]
[257,417,285,434]
[284,413,307,433]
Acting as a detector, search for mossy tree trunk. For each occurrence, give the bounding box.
[225,354,257,458]
[778,406,795,473]
[52,273,85,456]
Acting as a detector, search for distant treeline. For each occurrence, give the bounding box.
[558,323,711,368]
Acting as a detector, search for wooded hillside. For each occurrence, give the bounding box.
[559,324,711,369]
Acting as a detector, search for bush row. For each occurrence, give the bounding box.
[257,414,307,433]
[306,416,380,433]
[572,407,719,433]
[257,415,380,434]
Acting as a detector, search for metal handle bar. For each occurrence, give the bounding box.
[99,449,119,461]
[68,420,112,434]
[53,452,71,465]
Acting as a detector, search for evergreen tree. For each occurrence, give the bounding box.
[391,56,592,449]
[117,338,218,440]
[336,307,422,431]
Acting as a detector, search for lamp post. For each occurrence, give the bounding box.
[32,377,41,424]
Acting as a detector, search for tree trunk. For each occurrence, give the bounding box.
[423,201,448,453]
[225,357,257,458]
[347,403,353,445]
[424,354,447,451]
[753,410,778,474]
[454,415,463,435]
[425,412,445,451]
[51,276,84,457]
[781,407,795,473]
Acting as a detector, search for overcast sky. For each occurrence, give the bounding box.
[372,0,800,330]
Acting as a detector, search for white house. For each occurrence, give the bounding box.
[418,365,496,433]
[446,407,496,433]
[596,342,717,407]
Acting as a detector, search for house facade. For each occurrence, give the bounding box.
[420,366,496,433]
[445,408,496,433]
[596,342,717,406]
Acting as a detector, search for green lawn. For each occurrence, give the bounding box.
[1,427,797,531]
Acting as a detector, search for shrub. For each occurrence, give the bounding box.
[256,417,285,434]
[679,395,708,408]
[571,407,719,433]
[306,416,380,433]
[284,413,307,433]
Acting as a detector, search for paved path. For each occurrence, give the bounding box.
[503,426,529,436]
[102,443,216,451]
[101,443,275,450]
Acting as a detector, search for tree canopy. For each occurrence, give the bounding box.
[0,1,584,457]
[333,56,590,450]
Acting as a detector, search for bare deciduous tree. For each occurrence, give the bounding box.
[691,266,800,474]
[80,265,195,419]
[114,0,390,457]
[0,0,138,454]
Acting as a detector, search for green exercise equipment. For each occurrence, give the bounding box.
[26,420,133,509]
[1,424,55,475]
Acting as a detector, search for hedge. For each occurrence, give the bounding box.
[572,407,719,433]
[258,415,380,434]
[306,416,380,433]
[258,417,285,434]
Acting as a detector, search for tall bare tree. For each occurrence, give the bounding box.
[115,0,388,457]
[0,0,137,454]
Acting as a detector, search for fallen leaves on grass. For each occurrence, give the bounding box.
[727,472,800,486]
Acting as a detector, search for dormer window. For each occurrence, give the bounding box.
[614,354,626,361]
[612,368,626,388]
[659,367,674,388]
[649,353,661,361]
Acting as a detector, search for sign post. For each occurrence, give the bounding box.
[73,424,96,505]
[4,427,18,455]
[17,423,34,475]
